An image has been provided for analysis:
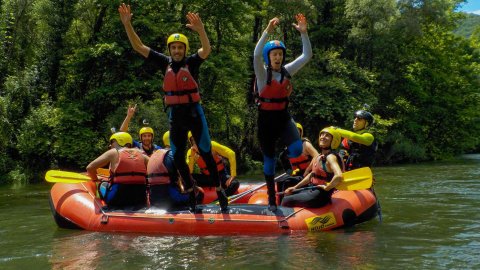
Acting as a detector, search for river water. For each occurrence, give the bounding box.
[1,154,480,269]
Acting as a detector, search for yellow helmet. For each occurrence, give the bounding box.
[139,127,154,138]
[110,132,133,147]
[320,126,341,150]
[296,122,303,137]
[163,131,170,147]
[167,33,189,55]
[187,131,193,140]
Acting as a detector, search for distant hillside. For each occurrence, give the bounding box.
[455,13,480,37]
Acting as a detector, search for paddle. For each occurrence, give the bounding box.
[45,170,92,184]
[276,167,373,195]
[210,172,292,205]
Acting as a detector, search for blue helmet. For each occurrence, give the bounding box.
[262,40,286,66]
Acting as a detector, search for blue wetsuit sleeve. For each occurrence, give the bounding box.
[133,140,141,149]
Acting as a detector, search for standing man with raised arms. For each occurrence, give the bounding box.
[118,3,228,212]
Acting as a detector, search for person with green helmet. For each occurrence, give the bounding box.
[120,104,162,156]
[86,132,149,209]
[281,127,345,208]
[119,4,228,212]
[336,110,377,171]
[253,14,312,211]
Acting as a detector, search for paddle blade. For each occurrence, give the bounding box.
[336,167,373,191]
[45,170,91,183]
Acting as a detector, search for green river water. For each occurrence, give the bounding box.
[1,154,479,269]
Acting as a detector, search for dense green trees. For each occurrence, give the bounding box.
[1,0,479,184]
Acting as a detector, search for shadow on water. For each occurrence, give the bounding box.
[1,154,480,269]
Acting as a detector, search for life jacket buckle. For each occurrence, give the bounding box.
[100,214,109,224]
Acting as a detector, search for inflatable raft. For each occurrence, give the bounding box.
[49,180,378,235]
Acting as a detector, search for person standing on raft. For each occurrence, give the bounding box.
[118,3,228,212]
[253,14,312,211]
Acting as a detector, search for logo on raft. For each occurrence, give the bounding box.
[305,212,337,231]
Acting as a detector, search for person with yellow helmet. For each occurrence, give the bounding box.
[186,133,239,196]
[281,127,345,208]
[120,104,162,156]
[86,132,149,208]
[336,110,377,171]
[119,4,228,212]
[253,14,312,211]
[162,131,170,149]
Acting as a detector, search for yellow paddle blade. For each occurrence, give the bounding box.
[45,170,91,183]
[336,167,373,191]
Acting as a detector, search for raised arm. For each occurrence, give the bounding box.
[254,17,280,84]
[186,12,211,59]
[337,128,374,146]
[118,3,150,58]
[120,104,137,132]
[285,14,312,76]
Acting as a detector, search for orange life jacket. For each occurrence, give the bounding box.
[163,65,200,105]
[195,150,225,176]
[257,78,292,111]
[111,149,147,184]
[146,149,170,185]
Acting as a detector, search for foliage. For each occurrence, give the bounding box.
[1,0,480,184]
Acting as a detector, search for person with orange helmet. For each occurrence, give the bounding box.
[120,104,162,156]
[281,127,345,208]
[253,14,313,211]
[118,4,227,212]
[86,132,149,208]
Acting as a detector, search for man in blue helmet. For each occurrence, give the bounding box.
[253,14,312,211]
[336,110,378,170]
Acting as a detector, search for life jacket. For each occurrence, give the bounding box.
[194,149,225,176]
[310,152,344,186]
[163,64,200,105]
[111,148,147,184]
[146,149,170,185]
[257,78,292,111]
[288,138,313,171]
[341,136,377,171]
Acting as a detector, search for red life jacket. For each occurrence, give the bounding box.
[310,153,344,186]
[163,65,200,105]
[194,149,225,176]
[111,149,147,184]
[257,78,292,111]
[289,153,312,171]
[146,149,170,185]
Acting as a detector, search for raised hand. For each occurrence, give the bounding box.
[186,12,205,33]
[118,3,132,25]
[126,104,137,118]
[266,17,280,34]
[292,13,307,33]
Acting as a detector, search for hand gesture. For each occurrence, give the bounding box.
[265,17,280,34]
[292,13,307,33]
[186,12,205,33]
[118,3,132,25]
[126,104,137,118]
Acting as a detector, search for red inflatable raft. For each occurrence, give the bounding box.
[49,180,378,235]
